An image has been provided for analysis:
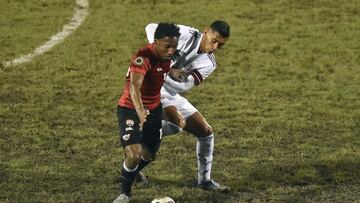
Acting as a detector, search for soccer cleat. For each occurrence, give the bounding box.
[113,193,131,203]
[197,179,230,192]
[135,170,150,186]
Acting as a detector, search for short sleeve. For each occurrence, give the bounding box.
[189,54,216,85]
[129,56,150,75]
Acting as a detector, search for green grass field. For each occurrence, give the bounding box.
[1,0,360,202]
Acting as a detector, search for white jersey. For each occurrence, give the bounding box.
[145,23,216,95]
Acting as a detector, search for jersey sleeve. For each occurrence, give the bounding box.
[163,54,216,94]
[175,25,200,53]
[189,54,216,85]
[163,75,195,94]
[177,25,197,39]
[129,56,150,75]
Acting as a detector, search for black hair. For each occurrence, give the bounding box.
[210,20,230,38]
[154,22,180,40]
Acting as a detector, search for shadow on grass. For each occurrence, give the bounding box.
[156,178,235,203]
[116,176,236,203]
[111,158,359,202]
[226,159,360,202]
[246,159,360,188]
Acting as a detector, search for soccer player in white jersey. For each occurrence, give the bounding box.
[142,20,231,191]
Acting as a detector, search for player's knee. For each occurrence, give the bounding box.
[178,116,186,129]
[207,125,213,135]
[124,145,142,166]
[125,155,141,168]
[142,153,156,162]
[194,126,213,138]
[201,124,213,137]
[172,115,185,129]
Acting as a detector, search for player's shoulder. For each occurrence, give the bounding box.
[134,44,153,58]
[131,44,154,65]
[177,24,200,39]
[177,24,199,33]
[207,53,216,67]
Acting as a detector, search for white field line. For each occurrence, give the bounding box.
[2,0,89,68]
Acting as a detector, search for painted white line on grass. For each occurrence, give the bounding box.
[3,0,89,68]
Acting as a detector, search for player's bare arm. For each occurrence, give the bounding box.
[130,72,150,128]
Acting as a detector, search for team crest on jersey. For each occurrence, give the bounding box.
[134,56,144,66]
[126,119,134,126]
[122,134,130,141]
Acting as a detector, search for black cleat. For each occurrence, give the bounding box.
[197,179,230,192]
[135,171,150,186]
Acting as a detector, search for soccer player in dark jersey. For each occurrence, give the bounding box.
[113,23,180,203]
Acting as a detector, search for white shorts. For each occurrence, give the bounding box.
[160,87,198,119]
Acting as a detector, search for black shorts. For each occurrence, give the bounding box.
[117,105,162,154]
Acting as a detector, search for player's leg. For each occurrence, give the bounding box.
[160,94,217,186]
[160,90,186,136]
[183,111,212,137]
[135,143,157,178]
[136,103,185,183]
[183,112,214,182]
[159,94,223,189]
[114,106,143,202]
[121,144,142,196]
[162,105,186,136]
[184,111,230,192]
[135,104,163,183]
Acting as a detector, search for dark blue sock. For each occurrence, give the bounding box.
[121,163,138,196]
[137,158,150,172]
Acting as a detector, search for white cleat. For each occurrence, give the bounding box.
[113,193,131,203]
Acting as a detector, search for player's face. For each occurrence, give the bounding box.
[200,28,228,54]
[154,36,178,60]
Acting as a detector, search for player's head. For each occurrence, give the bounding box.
[200,20,230,54]
[153,22,180,60]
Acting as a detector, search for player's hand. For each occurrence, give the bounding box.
[169,67,185,82]
[137,108,150,131]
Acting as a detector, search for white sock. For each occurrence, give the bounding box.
[196,134,214,184]
[161,120,183,136]
[123,161,138,172]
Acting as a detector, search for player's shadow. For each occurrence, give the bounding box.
[135,177,235,203]
[244,158,359,187]
[236,158,360,202]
